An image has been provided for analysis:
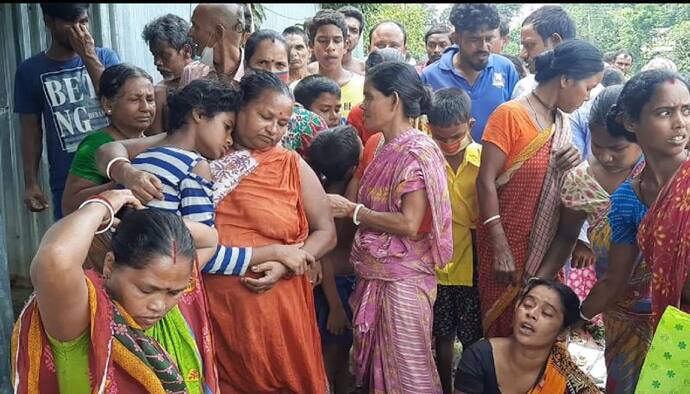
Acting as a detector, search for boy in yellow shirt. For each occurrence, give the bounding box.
[429,88,483,394]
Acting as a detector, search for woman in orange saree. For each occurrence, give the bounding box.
[12,190,220,394]
[204,71,336,393]
[612,69,690,329]
[476,40,604,337]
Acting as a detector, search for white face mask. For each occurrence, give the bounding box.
[200,32,216,67]
[200,46,214,67]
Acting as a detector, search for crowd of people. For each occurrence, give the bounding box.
[9,2,690,394]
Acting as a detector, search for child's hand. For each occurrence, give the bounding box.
[327,306,352,336]
[306,259,322,287]
[241,261,288,293]
[571,240,595,269]
[274,244,314,275]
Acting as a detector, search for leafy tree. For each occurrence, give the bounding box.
[495,4,522,20]
[563,3,690,74]
[251,4,265,30]
[667,21,690,76]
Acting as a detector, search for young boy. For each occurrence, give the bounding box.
[294,75,345,128]
[308,125,362,394]
[428,88,483,394]
[307,9,364,118]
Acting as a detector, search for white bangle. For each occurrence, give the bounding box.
[79,199,115,234]
[353,204,364,226]
[579,307,593,322]
[483,214,501,226]
[105,157,131,180]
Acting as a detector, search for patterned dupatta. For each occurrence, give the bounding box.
[210,149,259,207]
[12,270,190,394]
[638,157,690,329]
[529,344,600,394]
[522,109,572,276]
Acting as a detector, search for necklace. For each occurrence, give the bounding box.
[526,95,548,130]
[531,91,555,112]
[527,91,556,131]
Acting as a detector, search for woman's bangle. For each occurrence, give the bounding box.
[79,196,115,234]
[353,204,365,226]
[579,306,593,322]
[483,214,501,226]
[105,157,131,180]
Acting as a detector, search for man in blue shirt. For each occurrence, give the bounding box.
[14,3,120,220]
[422,4,518,142]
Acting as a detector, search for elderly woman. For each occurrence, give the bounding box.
[329,61,452,393]
[61,63,154,270]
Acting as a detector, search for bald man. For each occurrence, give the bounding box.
[181,3,247,87]
[368,21,407,55]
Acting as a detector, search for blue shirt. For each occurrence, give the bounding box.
[570,107,592,161]
[14,48,120,219]
[609,178,648,246]
[421,46,518,141]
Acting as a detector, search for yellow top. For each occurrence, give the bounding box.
[340,73,365,117]
[435,142,482,286]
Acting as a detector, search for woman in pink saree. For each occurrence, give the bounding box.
[329,62,452,393]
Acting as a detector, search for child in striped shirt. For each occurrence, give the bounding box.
[128,78,311,276]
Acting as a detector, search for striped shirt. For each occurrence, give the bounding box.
[132,146,251,275]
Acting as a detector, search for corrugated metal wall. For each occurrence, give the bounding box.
[1,3,321,280]
[1,3,55,282]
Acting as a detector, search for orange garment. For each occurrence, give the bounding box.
[530,343,600,393]
[477,102,553,338]
[203,147,327,393]
[348,104,378,146]
[354,132,383,180]
[482,101,540,171]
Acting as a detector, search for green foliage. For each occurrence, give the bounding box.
[562,3,690,75]
[251,4,265,30]
[495,4,522,20]
[667,21,690,76]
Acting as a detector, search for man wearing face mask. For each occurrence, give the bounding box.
[180,3,248,88]
[421,4,519,142]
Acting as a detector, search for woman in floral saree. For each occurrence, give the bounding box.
[611,69,690,329]
[538,85,651,393]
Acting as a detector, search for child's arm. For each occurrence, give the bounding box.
[181,162,315,274]
[94,135,167,203]
[182,219,219,266]
[320,254,351,335]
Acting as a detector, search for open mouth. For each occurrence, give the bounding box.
[669,134,688,145]
[518,322,535,335]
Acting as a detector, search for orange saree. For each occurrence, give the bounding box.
[478,101,572,338]
[204,147,327,393]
